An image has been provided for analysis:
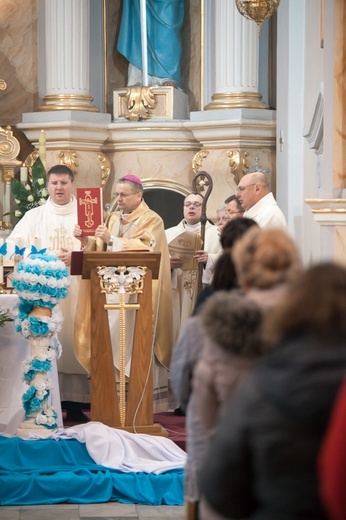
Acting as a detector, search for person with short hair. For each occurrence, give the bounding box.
[224,194,244,220]
[236,171,287,230]
[215,204,230,234]
[74,173,173,411]
[165,192,221,343]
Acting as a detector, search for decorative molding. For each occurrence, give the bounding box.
[113,86,189,121]
[142,178,191,195]
[0,126,20,163]
[124,87,157,121]
[97,152,111,187]
[58,151,79,175]
[227,149,249,184]
[192,150,209,174]
[305,198,346,225]
[205,92,268,111]
[303,84,324,155]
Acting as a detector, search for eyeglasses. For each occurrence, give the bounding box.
[235,183,256,193]
[228,210,244,215]
[184,202,202,208]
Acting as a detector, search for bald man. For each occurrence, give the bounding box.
[236,172,287,230]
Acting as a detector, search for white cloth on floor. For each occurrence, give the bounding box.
[30,421,187,474]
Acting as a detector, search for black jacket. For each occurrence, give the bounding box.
[198,335,346,520]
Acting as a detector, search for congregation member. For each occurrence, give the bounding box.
[74,174,173,412]
[193,217,258,314]
[199,262,346,520]
[6,164,89,421]
[236,171,288,230]
[190,292,264,520]
[165,192,221,342]
[319,376,346,520]
[170,218,261,515]
[232,226,301,311]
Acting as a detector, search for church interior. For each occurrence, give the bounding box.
[1,0,346,518]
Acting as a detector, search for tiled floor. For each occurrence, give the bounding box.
[0,503,185,519]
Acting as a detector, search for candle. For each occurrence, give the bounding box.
[20,164,28,183]
[39,130,46,168]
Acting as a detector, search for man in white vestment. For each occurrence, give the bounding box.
[165,193,221,343]
[236,172,288,230]
[6,165,89,421]
[74,174,173,412]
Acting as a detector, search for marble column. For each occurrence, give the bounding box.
[204,0,267,109]
[39,0,98,112]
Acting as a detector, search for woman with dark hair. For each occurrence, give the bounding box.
[193,216,258,313]
[198,262,346,520]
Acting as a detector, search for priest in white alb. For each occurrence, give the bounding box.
[165,193,221,343]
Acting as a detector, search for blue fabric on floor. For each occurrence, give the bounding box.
[0,436,184,506]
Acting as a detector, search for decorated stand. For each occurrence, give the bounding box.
[12,253,69,439]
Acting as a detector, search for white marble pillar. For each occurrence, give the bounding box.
[204,0,267,109]
[39,0,98,112]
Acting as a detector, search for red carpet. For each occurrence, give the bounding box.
[154,412,186,451]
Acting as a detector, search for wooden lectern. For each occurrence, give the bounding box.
[81,251,167,435]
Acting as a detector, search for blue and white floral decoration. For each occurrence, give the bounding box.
[12,253,70,431]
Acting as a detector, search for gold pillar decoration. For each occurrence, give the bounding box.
[97,153,111,188]
[227,149,249,185]
[192,150,210,175]
[0,79,7,91]
[23,151,40,182]
[0,126,21,230]
[235,0,280,35]
[124,86,157,121]
[58,151,79,176]
[98,265,146,427]
[38,94,99,113]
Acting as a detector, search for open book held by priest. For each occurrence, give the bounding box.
[168,230,202,271]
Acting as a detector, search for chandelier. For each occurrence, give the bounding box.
[235,0,280,35]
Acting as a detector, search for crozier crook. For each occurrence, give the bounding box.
[192,171,213,294]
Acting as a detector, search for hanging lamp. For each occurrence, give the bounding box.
[235,0,280,36]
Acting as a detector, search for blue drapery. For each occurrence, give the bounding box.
[0,436,184,506]
[117,0,184,87]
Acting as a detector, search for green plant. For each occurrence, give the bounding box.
[0,309,12,328]
[9,157,49,221]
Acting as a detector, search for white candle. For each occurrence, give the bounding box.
[39,130,46,168]
[20,164,28,183]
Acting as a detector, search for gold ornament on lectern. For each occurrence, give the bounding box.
[235,0,280,35]
[97,265,146,427]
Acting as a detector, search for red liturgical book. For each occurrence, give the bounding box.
[77,187,103,236]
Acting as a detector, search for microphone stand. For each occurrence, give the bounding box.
[192,171,213,295]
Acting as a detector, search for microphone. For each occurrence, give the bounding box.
[120,216,156,252]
